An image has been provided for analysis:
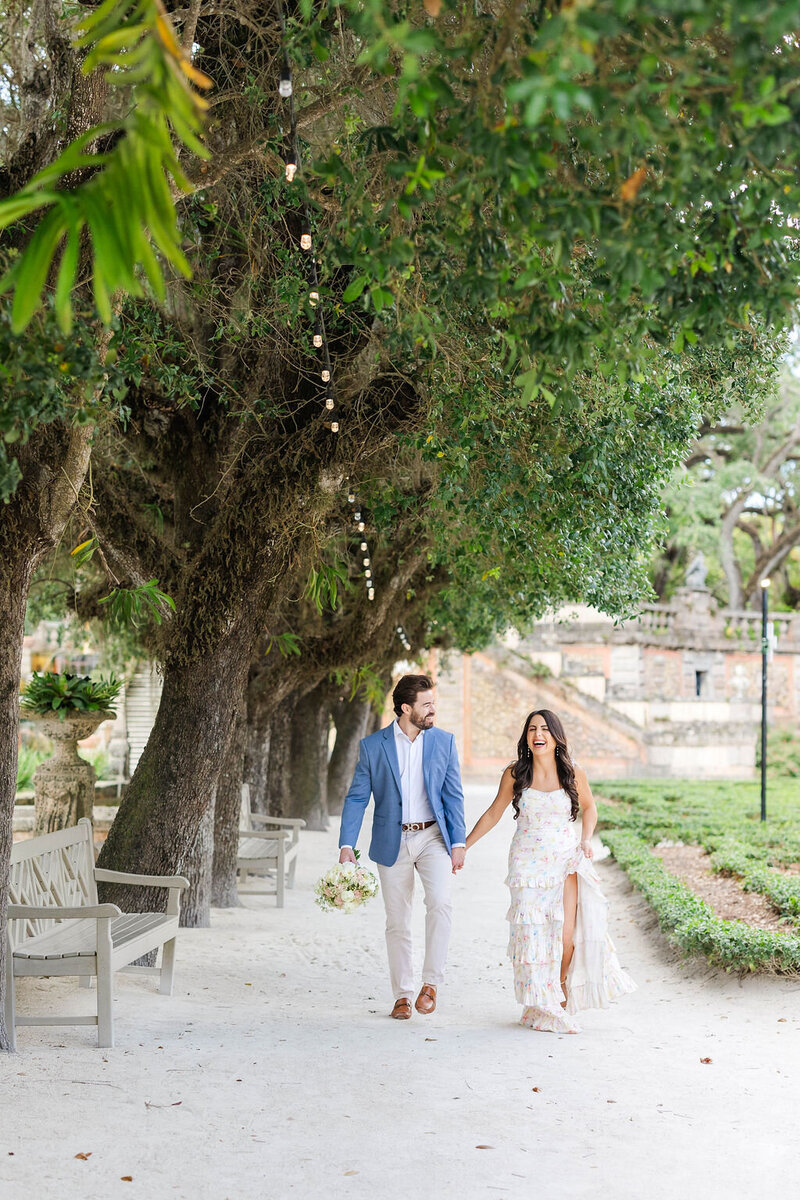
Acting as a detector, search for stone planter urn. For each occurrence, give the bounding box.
[29,710,116,836]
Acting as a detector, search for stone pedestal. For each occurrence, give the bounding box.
[671,587,714,638]
[30,710,116,836]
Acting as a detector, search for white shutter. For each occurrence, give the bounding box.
[125,666,163,774]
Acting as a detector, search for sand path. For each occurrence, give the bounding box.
[3,783,798,1200]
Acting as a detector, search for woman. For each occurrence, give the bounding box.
[466,709,635,1033]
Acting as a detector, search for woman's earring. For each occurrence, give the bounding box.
[555,745,559,757]
[527,746,531,758]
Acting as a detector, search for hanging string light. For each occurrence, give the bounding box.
[396,625,412,653]
[279,23,377,600]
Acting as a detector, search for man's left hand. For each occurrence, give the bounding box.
[451,846,466,874]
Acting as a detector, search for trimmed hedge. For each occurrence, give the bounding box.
[604,829,800,974]
[710,840,800,921]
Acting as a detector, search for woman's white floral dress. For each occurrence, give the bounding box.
[506,787,636,1033]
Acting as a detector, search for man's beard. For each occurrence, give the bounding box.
[410,712,434,731]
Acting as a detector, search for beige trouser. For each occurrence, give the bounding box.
[377,825,453,1001]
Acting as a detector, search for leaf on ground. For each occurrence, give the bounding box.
[344,1170,359,1176]
[475,1145,494,1149]
[74,1152,92,1160]
[121,1177,133,1182]
[778,1018,787,1022]
[532,1087,541,1092]
[424,1037,437,1042]
[700,1057,713,1064]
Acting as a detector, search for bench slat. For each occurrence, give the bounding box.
[238,837,280,861]
[14,913,174,961]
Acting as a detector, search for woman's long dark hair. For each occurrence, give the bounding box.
[511,709,579,821]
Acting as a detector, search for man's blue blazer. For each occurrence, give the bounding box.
[339,723,466,867]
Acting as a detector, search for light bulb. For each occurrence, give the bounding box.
[360,542,367,551]
[358,521,365,531]
[300,234,312,251]
[363,558,370,567]
[278,71,292,98]
[368,588,375,600]
[313,333,323,348]
[365,569,372,579]
[347,493,355,503]
[330,421,339,433]
[354,510,361,520]
[325,397,335,410]
[309,290,319,307]
[321,368,331,382]
[285,160,297,183]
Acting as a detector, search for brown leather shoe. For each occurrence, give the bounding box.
[415,985,436,1014]
[391,998,412,1020]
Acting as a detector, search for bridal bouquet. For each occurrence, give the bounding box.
[314,860,379,913]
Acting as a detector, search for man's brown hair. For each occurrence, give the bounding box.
[392,674,434,717]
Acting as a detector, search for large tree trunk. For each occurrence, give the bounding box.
[0,561,35,1051]
[263,699,296,817]
[327,695,373,815]
[285,683,331,830]
[243,675,271,813]
[97,625,254,926]
[212,693,246,908]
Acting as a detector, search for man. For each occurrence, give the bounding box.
[339,674,466,1019]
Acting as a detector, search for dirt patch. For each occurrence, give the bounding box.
[653,844,791,931]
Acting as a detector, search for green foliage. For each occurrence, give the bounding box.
[756,726,800,778]
[98,579,175,627]
[265,632,303,658]
[305,563,348,614]
[654,363,800,607]
[330,663,387,708]
[77,745,112,779]
[603,829,800,974]
[0,306,114,502]
[295,0,800,405]
[0,0,210,334]
[20,671,122,718]
[15,745,47,792]
[597,778,800,863]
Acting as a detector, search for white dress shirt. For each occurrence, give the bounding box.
[393,721,436,826]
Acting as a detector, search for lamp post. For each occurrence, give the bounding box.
[760,577,770,822]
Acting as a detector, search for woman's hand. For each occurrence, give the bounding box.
[580,839,593,860]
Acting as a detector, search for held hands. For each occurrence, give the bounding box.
[580,839,594,860]
[451,846,466,874]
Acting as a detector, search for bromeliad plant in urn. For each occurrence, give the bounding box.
[20,672,122,836]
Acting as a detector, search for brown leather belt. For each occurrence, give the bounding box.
[402,820,436,832]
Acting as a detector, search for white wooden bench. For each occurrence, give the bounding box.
[237,785,305,906]
[6,818,189,1049]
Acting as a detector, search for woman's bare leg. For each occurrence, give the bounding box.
[560,872,578,1007]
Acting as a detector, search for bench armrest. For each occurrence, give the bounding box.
[94,869,190,889]
[8,903,122,920]
[250,815,306,829]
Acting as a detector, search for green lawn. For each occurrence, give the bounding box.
[595,778,800,974]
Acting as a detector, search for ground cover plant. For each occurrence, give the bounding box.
[597,779,800,972]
